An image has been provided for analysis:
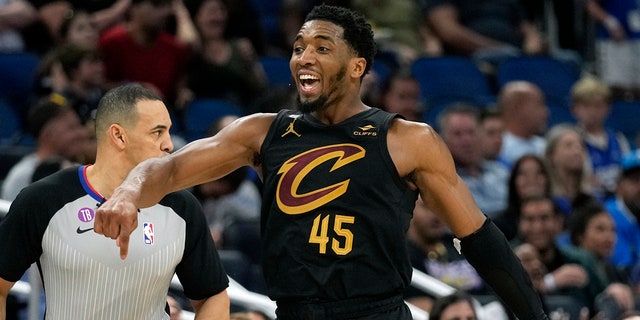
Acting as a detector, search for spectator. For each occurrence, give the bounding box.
[513,242,580,320]
[514,194,606,314]
[45,43,105,123]
[498,80,549,167]
[359,66,382,108]
[31,0,200,51]
[35,9,100,96]
[438,103,509,217]
[494,154,552,240]
[428,290,478,320]
[99,0,190,105]
[405,196,486,312]
[513,242,548,293]
[567,200,635,319]
[212,0,266,56]
[605,149,640,273]
[1,98,88,201]
[352,0,434,66]
[191,115,261,248]
[179,0,267,112]
[478,107,506,165]
[379,71,423,121]
[585,0,640,100]
[544,124,601,218]
[0,0,38,52]
[418,0,545,71]
[36,43,105,164]
[571,75,631,198]
[194,165,261,245]
[30,0,132,36]
[58,8,99,49]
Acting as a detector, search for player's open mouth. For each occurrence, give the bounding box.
[299,74,320,94]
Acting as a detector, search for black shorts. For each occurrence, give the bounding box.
[275,294,412,320]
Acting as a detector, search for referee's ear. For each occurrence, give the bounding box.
[108,124,127,148]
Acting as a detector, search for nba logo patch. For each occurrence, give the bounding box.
[143,222,154,245]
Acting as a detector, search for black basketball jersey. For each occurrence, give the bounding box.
[260,108,418,301]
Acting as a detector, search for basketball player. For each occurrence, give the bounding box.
[94,5,547,320]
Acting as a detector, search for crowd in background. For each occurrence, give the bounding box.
[2,0,640,319]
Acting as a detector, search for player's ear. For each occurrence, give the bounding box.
[351,57,366,79]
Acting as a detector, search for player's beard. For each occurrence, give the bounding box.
[296,94,329,113]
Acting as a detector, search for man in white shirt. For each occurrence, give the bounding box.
[498,81,549,167]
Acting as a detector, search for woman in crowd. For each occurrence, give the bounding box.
[544,124,602,218]
[179,0,267,112]
[568,201,635,319]
[494,154,552,240]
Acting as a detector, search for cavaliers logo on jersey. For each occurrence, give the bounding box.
[276,144,365,214]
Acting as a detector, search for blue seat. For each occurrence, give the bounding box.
[183,99,243,141]
[421,100,489,132]
[372,59,393,87]
[496,56,579,109]
[606,100,640,149]
[547,102,576,127]
[0,99,22,145]
[0,53,39,111]
[372,50,400,86]
[410,56,496,111]
[259,56,291,87]
[248,0,282,43]
[422,101,454,130]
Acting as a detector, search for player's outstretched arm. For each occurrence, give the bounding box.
[192,290,230,320]
[95,113,275,259]
[389,120,549,320]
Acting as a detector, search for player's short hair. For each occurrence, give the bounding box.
[304,4,376,78]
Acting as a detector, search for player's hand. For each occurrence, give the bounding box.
[94,191,138,259]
